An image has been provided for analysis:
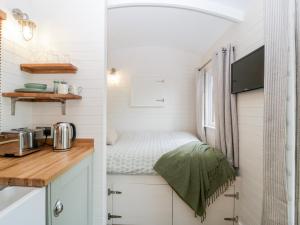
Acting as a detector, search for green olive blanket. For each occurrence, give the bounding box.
[153,141,235,222]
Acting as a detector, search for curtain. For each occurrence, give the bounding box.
[0,14,3,133]
[196,69,207,143]
[213,45,239,168]
[296,0,300,224]
[262,0,291,224]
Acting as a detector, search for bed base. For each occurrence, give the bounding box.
[107,175,239,225]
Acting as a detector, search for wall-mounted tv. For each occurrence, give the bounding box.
[231,46,264,94]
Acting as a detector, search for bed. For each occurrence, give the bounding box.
[107,131,199,175]
[107,131,238,225]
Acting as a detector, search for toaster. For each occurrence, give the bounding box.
[0,128,44,157]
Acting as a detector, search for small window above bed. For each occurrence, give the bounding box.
[204,68,215,129]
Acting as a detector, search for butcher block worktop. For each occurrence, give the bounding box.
[0,139,94,187]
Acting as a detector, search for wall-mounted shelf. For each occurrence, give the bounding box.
[2,92,82,115]
[0,10,7,20]
[20,63,78,74]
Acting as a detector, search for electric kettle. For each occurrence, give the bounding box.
[53,122,76,151]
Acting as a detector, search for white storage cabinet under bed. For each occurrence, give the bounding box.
[107,132,239,225]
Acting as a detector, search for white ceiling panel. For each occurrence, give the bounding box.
[108,6,234,55]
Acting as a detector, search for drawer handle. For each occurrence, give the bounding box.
[54,200,64,217]
[108,213,122,220]
[108,188,122,196]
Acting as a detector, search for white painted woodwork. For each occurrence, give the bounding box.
[108,0,246,22]
[0,3,34,131]
[201,0,264,224]
[108,47,198,133]
[111,183,173,225]
[108,7,234,54]
[1,1,107,224]
[131,76,165,107]
[108,175,238,225]
[173,186,235,225]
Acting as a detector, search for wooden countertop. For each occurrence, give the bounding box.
[0,139,94,187]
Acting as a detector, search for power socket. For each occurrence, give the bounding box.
[36,127,52,136]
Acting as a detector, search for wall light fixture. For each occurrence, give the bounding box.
[107,68,121,86]
[12,8,36,41]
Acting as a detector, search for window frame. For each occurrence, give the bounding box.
[203,67,215,129]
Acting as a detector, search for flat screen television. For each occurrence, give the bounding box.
[231,46,264,94]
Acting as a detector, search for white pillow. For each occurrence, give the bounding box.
[107,127,118,145]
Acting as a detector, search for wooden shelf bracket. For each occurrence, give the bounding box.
[10,97,68,115]
[11,98,18,116]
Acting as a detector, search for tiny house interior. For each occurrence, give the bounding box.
[106,1,264,225]
[0,0,299,225]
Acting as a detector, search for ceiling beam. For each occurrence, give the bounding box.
[0,10,7,20]
[107,0,244,22]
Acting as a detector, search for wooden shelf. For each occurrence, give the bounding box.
[0,10,7,20]
[2,92,82,100]
[20,63,78,74]
[2,92,82,115]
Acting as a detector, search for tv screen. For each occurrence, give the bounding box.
[231,46,264,94]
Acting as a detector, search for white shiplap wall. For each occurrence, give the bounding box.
[0,1,107,224]
[1,38,33,131]
[108,46,199,133]
[16,0,107,224]
[201,1,265,225]
[0,8,35,131]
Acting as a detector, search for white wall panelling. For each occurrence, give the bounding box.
[108,7,234,55]
[130,76,165,107]
[108,0,246,22]
[108,175,238,225]
[201,0,264,224]
[0,1,265,224]
[108,46,198,133]
[0,1,37,131]
[0,1,107,225]
[1,38,33,131]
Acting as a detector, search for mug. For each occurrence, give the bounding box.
[69,85,83,95]
[58,83,69,94]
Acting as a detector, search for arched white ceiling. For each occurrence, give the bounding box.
[108,6,236,55]
[108,0,250,22]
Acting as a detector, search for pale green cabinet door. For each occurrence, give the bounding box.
[47,155,93,225]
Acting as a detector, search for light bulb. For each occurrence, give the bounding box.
[22,25,33,41]
[108,74,121,86]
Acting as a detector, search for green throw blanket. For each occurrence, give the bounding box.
[154,141,235,222]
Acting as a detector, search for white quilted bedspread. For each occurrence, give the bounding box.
[107,131,199,175]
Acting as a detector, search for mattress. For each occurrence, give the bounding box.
[107,131,199,175]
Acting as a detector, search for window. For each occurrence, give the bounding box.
[204,69,215,128]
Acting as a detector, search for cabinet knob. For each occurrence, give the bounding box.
[54,200,64,217]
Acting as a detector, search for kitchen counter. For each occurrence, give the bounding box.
[0,139,94,187]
